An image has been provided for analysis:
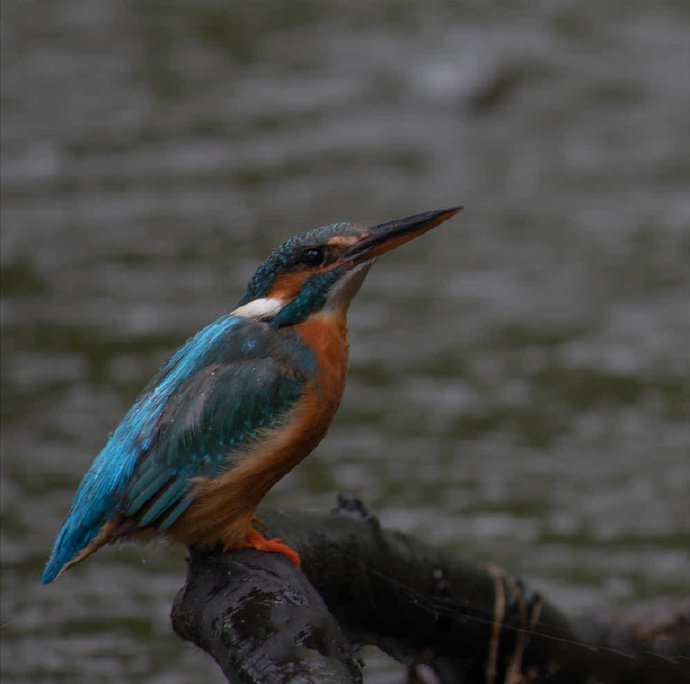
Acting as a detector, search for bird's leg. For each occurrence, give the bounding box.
[251,515,265,530]
[242,529,301,569]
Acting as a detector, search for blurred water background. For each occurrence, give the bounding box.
[1,1,688,682]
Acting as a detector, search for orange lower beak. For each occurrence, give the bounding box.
[343,206,462,266]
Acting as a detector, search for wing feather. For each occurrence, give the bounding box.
[41,315,312,583]
[123,357,304,528]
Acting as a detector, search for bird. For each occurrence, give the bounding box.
[41,206,462,584]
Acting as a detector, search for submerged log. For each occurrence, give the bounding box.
[171,495,689,684]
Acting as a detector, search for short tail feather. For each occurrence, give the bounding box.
[41,517,117,584]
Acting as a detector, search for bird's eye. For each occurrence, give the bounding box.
[298,248,325,268]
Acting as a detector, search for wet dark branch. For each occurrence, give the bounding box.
[171,496,690,684]
[171,548,363,684]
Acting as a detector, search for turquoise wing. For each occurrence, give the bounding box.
[41,315,313,583]
[122,355,304,529]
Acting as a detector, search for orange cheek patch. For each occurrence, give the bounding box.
[268,271,310,300]
[267,258,349,300]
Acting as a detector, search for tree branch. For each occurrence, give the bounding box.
[171,496,689,684]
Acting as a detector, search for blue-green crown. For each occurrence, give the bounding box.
[239,222,361,305]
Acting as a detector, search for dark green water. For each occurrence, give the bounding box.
[2,2,688,682]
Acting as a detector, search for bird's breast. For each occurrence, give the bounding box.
[294,312,350,409]
[169,313,350,548]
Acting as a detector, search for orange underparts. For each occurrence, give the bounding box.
[242,530,301,569]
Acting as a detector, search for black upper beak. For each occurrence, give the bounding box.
[344,206,463,265]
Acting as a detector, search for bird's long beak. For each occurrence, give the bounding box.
[343,206,463,266]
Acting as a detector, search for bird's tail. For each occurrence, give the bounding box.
[41,519,97,584]
[41,515,118,584]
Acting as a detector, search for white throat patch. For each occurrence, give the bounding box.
[231,297,286,320]
[321,261,373,315]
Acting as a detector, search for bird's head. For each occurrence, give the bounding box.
[234,207,462,327]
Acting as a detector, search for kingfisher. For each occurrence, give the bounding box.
[41,206,462,584]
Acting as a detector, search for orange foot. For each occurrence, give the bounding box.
[243,530,301,569]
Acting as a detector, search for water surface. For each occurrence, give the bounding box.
[2,2,688,682]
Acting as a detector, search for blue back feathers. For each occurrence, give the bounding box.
[41,315,316,583]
